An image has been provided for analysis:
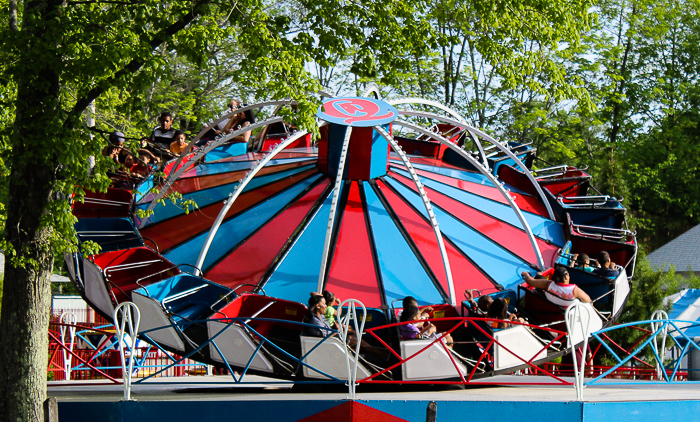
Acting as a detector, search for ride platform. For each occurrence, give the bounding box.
[51,375,700,422]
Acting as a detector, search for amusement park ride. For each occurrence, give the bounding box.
[64,89,638,386]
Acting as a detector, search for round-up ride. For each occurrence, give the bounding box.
[66,93,637,384]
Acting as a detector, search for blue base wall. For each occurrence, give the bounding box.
[58,399,700,422]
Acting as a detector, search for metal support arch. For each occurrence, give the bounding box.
[374,125,457,305]
[316,128,353,293]
[651,310,670,380]
[194,130,310,274]
[398,110,556,221]
[388,98,466,124]
[566,301,592,401]
[337,298,367,399]
[142,116,287,223]
[59,312,77,381]
[114,302,141,401]
[142,98,297,219]
[361,83,381,99]
[394,119,546,270]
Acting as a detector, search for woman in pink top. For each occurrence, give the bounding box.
[521,267,591,303]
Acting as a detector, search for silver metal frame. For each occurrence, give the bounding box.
[375,125,457,305]
[396,109,556,220]
[316,127,353,293]
[194,130,310,275]
[393,119,545,270]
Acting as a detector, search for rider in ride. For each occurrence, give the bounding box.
[522,267,591,303]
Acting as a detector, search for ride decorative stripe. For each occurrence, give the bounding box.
[169,160,316,196]
[375,179,498,296]
[362,181,445,306]
[388,171,561,267]
[204,179,330,289]
[325,181,383,309]
[139,169,319,253]
[383,177,536,291]
[262,185,340,305]
[389,168,565,246]
[390,163,548,217]
[163,174,323,273]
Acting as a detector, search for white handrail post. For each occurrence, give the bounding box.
[566,301,591,401]
[59,312,77,381]
[114,302,141,401]
[651,310,669,380]
[337,299,366,400]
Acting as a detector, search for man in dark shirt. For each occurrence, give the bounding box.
[151,112,176,148]
[593,251,621,278]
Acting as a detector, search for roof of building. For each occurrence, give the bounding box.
[648,224,700,273]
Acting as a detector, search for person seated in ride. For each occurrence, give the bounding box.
[399,304,454,348]
[102,131,128,165]
[522,267,592,303]
[399,305,437,340]
[221,100,254,144]
[572,253,595,273]
[203,99,239,140]
[302,295,333,338]
[169,130,190,156]
[487,298,525,329]
[465,290,493,316]
[128,149,157,177]
[151,112,176,148]
[310,290,341,328]
[398,296,433,320]
[592,251,620,278]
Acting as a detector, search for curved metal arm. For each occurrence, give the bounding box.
[141,116,286,224]
[397,110,555,221]
[361,83,380,99]
[394,119,545,270]
[316,127,352,294]
[194,130,310,275]
[388,98,466,124]
[375,125,456,305]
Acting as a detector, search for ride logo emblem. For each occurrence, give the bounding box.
[317,97,398,127]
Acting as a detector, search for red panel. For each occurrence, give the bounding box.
[169,161,313,196]
[325,182,382,308]
[92,247,180,303]
[212,294,306,338]
[296,401,409,422]
[261,133,313,152]
[204,180,330,288]
[388,172,560,268]
[389,156,470,171]
[346,127,373,180]
[390,163,548,217]
[72,188,132,219]
[140,169,318,252]
[376,180,498,297]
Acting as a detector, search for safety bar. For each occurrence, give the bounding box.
[243,301,276,324]
[103,259,163,274]
[133,265,180,296]
[489,149,537,163]
[81,197,131,207]
[161,284,209,305]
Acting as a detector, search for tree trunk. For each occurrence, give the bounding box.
[0,0,63,419]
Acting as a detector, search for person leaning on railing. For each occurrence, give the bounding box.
[522,267,591,303]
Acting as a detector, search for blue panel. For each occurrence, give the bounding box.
[192,157,315,177]
[137,164,316,226]
[583,401,700,422]
[263,185,336,303]
[326,124,349,179]
[367,400,582,422]
[203,142,248,161]
[363,181,444,306]
[391,168,565,246]
[669,290,700,320]
[163,174,323,271]
[385,178,533,291]
[390,159,494,186]
[369,124,389,179]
